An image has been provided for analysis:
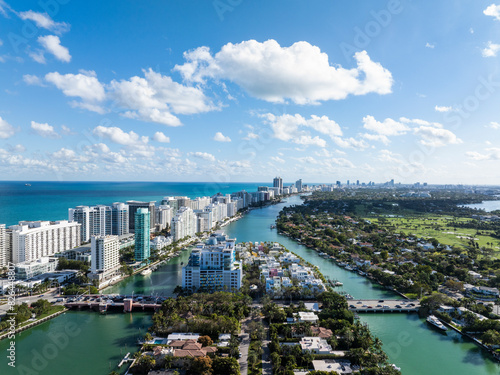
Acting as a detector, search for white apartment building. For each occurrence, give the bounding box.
[91,235,120,274]
[191,197,211,210]
[155,205,173,231]
[10,220,81,264]
[151,235,172,251]
[171,207,197,241]
[0,224,9,267]
[69,203,129,242]
[182,241,242,292]
[227,201,237,217]
[194,209,214,233]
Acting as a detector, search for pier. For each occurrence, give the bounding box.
[348,299,420,313]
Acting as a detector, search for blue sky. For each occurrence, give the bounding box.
[1,0,500,184]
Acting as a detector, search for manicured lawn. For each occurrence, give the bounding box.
[18,305,66,328]
[366,215,500,258]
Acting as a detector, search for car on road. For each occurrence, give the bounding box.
[378,300,384,302]
[408,303,415,307]
[362,304,368,307]
[395,305,402,308]
[350,305,356,308]
[357,301,362,304]
[376,304,382,307]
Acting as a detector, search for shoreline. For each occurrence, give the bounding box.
[0,308,68,342]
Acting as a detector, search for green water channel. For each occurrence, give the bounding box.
[2,195,498,374]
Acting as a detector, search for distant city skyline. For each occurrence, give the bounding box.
[1,1,500,184]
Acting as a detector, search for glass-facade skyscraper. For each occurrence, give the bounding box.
[134,208,150,262]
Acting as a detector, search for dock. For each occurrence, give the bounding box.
[348,299,420,313]
[119,352,132,367]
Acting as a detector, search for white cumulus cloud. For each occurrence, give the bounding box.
[45,70,105,102]
[213,131,231,142]
[18,11,69,34]
[435,105,453,112]
[109,68,215,126]
[189,152,215,162]
[488,121,500,129]
[482,41,500,57]
[413,126,462,147]
[466,148,500,161]
[484,4,500,21]
[362,115,410,136]
[23,74,45,86]
[361,133,390,145]
[270,156,285,163]
[31,121,60,138]
[175,39,393,104]
[37,35,71,62]
[153,131,170,143]
[0,116,16,139]
[93,126,148,146]
[262,113,343,148]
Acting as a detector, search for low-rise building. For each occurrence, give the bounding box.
[300,337,333,354]
[15,257,59,279]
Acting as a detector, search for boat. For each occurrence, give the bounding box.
[334,281,343,286]
[140,269,152,276]
[25,183,31,186]
[426,315,447,331]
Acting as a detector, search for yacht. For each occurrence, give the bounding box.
[140,268,152,276]
[426,315,447,331]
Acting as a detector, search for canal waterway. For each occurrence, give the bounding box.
[0,311,150,375]
[3,195,499,374]
[103,248,192,296]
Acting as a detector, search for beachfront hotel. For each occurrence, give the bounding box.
[9,220,81,263]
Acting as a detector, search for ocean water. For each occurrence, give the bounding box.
[0,181,263,226]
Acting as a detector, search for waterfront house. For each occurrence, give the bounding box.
[312,359,354,374]
[300,337,333,354]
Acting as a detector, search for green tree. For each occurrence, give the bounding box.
[212,357,240,375]
[131,355,156,374]
[189,356,213,375]
[482,329,500,346]
[198,335,213,347]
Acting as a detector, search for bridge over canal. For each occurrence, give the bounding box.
[348,299,420,313]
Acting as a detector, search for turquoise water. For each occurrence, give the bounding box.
[103,248,192,296]
[0,181,263,226]
[0,311,151,375]
[361,314,500,375]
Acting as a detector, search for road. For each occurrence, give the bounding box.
[239,318,250,375]
[0,288,62,317]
